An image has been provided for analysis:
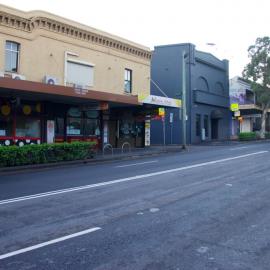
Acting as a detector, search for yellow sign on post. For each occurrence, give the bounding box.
[230,103,239,112]
[158,108,165,116]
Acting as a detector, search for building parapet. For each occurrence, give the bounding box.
[0,5,151,61]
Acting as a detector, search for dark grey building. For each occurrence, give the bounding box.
[151,43,230,145]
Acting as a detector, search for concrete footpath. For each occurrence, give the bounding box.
[0,140,267,174]
[0,145,185,174]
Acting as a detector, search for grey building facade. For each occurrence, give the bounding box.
[151,43,230,144]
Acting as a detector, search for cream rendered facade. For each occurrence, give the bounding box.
[0,4,151,96]
[0,4,152,148]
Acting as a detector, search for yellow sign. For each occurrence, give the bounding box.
[23,105,32,115]
[1,105,11,116]
[158,108,165,116]
[230,103,239,112]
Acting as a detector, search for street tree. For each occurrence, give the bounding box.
[243,36,270,138]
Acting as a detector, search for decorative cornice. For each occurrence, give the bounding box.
[0,11,151,60]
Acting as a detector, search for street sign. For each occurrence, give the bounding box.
[158,108,165,116]
[234,110,240,117]
[169,112,174,123]
[230,103,239,112]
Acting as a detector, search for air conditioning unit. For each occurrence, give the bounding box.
[43,75,58,85]
[11,73,26,80]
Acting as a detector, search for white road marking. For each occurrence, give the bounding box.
[115,160,158,168]
[0,227,101,260]
[149,208,160,213]
[0,151,267,206]
[197,246,209,253]
[230,146,249,151]
[226,183,233,187]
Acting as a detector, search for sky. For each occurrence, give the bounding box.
[1,0,269,78]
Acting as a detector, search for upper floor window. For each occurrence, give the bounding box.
[124,69,132,93]
[66,60,94,88]
[5,41,20,72]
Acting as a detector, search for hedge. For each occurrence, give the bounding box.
[0,142,96,167]
[238,132,256,141]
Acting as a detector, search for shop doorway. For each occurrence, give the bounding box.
[108,120,117,148]
[211,119,219,140]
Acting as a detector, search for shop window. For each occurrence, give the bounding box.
[196,114,201,137]
[5,41,20,72]
[68,107,82,118]
[124,69,132,93]
[85,110,100,136]
[120,120,136,137]
[85,110,99,118]
[67,117,82,135]
[0,115,13,136]
[85,119,100,136]
[16,117,40,138]
[55,117,64,136]
[204,115,209,137]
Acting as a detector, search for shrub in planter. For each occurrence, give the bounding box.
[238,132,256,141]
[0,142,96,167]
[265,132,270,139]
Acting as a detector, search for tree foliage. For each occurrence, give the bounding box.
[243,37,270,108]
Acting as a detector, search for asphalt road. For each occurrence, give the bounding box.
[1,142,270,269]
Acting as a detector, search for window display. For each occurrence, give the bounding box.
[85,119,100,136]
[0,115,13,136]
[16,117,40,137]
[67,117,82,135]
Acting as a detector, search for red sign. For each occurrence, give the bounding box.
[99,102,109,110]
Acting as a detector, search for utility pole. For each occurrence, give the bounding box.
[181,50,187,149]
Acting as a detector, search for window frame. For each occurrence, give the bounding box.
[124,68,132,94]
[5,41,20,73]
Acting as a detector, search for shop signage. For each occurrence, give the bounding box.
[103,122,108,144]
[74,85,88,95]
[230,103,239,112]
[169,112,174,123]
[99,102,109,110]
[47,120,55,144]
[145,119,151,146]
[1,104,11,116]
[139,94,181,108]
[234,111,240,117]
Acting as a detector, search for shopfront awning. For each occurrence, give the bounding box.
[0,77,140,106]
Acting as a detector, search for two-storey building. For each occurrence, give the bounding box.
[0,4,152,148]
[229,76,268,136]
[151,43,230,144]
